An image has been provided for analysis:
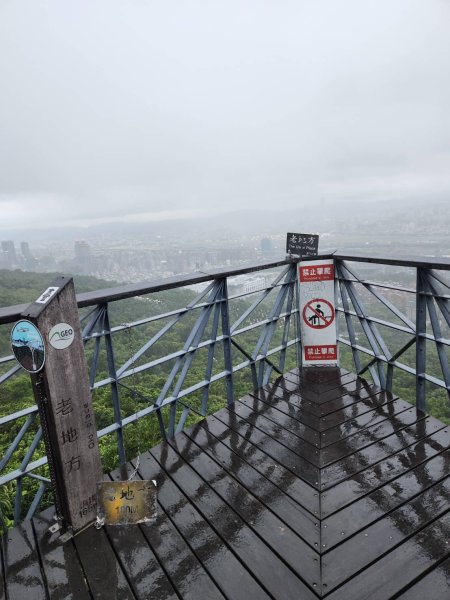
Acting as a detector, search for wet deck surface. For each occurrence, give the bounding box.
[2,367,450,599]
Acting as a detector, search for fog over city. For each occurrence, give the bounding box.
[0,0,449,237]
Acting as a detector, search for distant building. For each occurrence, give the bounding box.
[20,242,33,260]
[1,240,17,267]
[243,276,266,293]
[74,241,91,260]
[261,237,273,254]
[74,241,92,273]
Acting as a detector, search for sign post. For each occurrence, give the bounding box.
[16,276,102,535]
[298,259,338,365]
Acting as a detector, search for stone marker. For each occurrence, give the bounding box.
[21,276,102,534]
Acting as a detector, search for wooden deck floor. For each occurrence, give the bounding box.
[2,367,450,599]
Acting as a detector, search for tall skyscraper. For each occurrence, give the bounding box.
[1,240,17,267]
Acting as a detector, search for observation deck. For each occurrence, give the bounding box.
[2,367,450,599]
[0,251,449,598]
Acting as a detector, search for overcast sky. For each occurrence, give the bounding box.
[1,0,449,230]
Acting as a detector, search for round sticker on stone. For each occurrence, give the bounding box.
[11,320,46,373]
[49,323,75,350]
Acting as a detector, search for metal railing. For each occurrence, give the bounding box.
[0,251,449,526]
[0,256,308,525]
[334,252,450,412]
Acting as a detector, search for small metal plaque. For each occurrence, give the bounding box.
[97,481,157,525]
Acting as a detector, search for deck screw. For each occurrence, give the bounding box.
[322,544,326,547]
[313,583,317,587]
[314,542,318,546]
[341,532,345,536]
[364,533,368,537]
[323,524,327,528]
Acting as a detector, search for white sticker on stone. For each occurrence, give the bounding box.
[49,323,75,349]
[35,287,59,304]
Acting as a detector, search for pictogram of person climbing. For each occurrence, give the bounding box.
[302,298,335,329]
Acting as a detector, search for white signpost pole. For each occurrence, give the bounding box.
[298,259,338,366]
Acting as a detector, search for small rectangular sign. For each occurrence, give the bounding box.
[35,287,59,304]
[286,233,319,257]
[299,259,338,366]
[97,480,157,525]
[299,264,334,282]
[304,345,337,361]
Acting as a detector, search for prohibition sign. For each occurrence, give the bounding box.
[303,298,335,329]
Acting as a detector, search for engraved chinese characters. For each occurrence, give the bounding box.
[97,481,157,525]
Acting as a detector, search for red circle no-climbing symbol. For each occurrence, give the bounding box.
[302,298,335,329]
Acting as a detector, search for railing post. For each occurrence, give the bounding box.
[221,278,234,405]
[295,260,302,369]
[102,303,126,466]
[416,268,427,413]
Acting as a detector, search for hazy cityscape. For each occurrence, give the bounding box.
[0,196,448,291]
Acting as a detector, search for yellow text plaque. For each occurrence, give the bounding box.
[97,480,157,525]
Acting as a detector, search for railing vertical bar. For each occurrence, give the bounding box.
[156,409,167,441]
[336,261,362,374]
[168,401,178,439]
[89,335,102,389]
[14,478,23,526]
[423,272,450,395]
[278,269,296,374]
[201,285,223,415]
[221,278,234,406]
[25,482,47,520]
[416,268,427,413]
[386,364,394,392]
[102,303,126,465]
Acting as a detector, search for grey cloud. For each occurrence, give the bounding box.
[0,0,449,229]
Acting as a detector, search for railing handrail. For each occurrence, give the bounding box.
[332,251,450,270]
